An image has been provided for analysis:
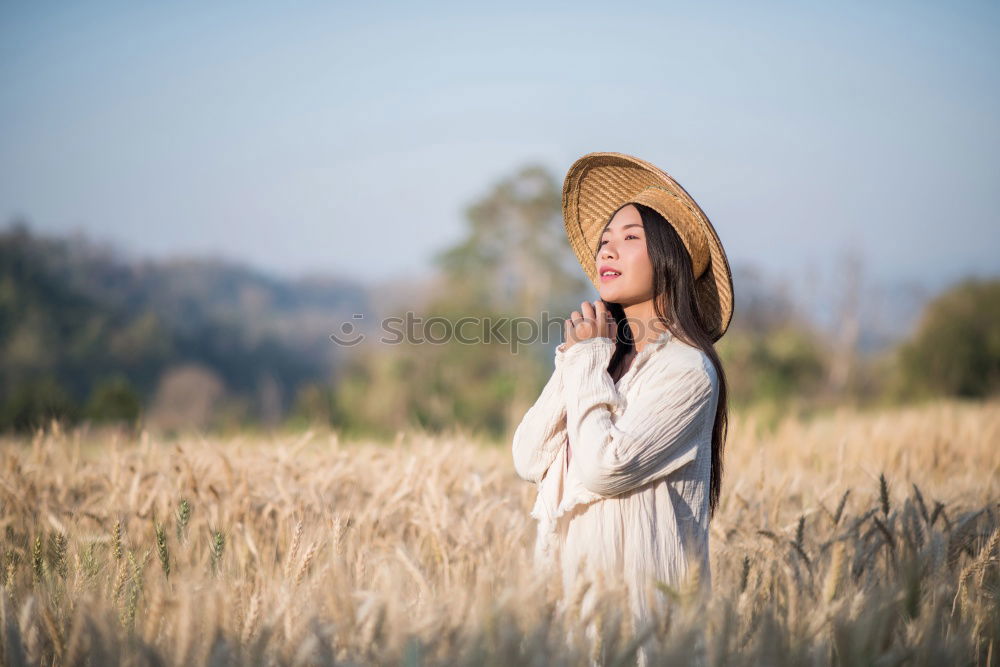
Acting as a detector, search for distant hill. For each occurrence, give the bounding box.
[0,220,374,430]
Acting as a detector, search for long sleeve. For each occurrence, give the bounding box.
[559,336,715,497]
[510,343,575,483]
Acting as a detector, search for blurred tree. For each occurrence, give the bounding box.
[826,247,863,393]
[85,375,142,425]
[1,376,79,433]
[432,163,588,315]
[256,371,284,428]
[148,364,226,433]
[288,381,336,428]
[108,310,174,366]
[716,265,829,408]
[333,163,588,440]
[894,278,1000,399]
[429,163,589,437]
[718,326,828,408]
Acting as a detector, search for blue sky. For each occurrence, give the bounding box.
[1,0,998,294]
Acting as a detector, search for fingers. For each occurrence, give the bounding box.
[594,300,613,338]
[565,300,617,347]
[594,299,607,323]
[564,315,584,345]
[584,300,614,327]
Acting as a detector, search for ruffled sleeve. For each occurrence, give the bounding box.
[559,336,715,497]
[510,342,575,483]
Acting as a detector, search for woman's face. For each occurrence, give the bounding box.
[595,204,654,306]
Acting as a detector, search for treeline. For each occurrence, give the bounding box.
[316,164,1000,440]
[0,221,370,434]
[2,162,998,439]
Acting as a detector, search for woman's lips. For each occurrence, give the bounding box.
[600,271,621,283]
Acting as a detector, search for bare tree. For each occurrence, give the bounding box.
[826,246,864,393]
[149,364,226,432]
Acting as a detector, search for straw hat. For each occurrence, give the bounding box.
[562,151,734,342]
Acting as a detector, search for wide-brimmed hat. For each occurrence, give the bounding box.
[562,151,734,342]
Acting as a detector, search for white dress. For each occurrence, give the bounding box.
[511,329,718,661]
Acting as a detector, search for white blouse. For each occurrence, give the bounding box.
[511,328,718,633]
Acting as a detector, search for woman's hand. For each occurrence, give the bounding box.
[564,300,616,349]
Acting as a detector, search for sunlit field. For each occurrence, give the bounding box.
[1,399,998,666]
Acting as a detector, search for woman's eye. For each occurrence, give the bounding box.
[600,234,638,246]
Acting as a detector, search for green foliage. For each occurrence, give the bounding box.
[1,376,79,433]
[332,163,586,440]
[288,382,337,428]
[895,278,1000,399]
[85,375,142,424]
[0,222,333,433]
[330,328,542,440]
[431,163,588,315]
[717,326,828,407]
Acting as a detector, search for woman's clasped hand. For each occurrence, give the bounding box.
[563,300,616,349]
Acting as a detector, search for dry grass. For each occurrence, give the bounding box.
[0,398,998,665]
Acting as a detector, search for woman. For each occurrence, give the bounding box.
[511,152,734,663]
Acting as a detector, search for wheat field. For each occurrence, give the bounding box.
[1,399,998,666]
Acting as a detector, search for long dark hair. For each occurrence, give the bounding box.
[598,202,729,521]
